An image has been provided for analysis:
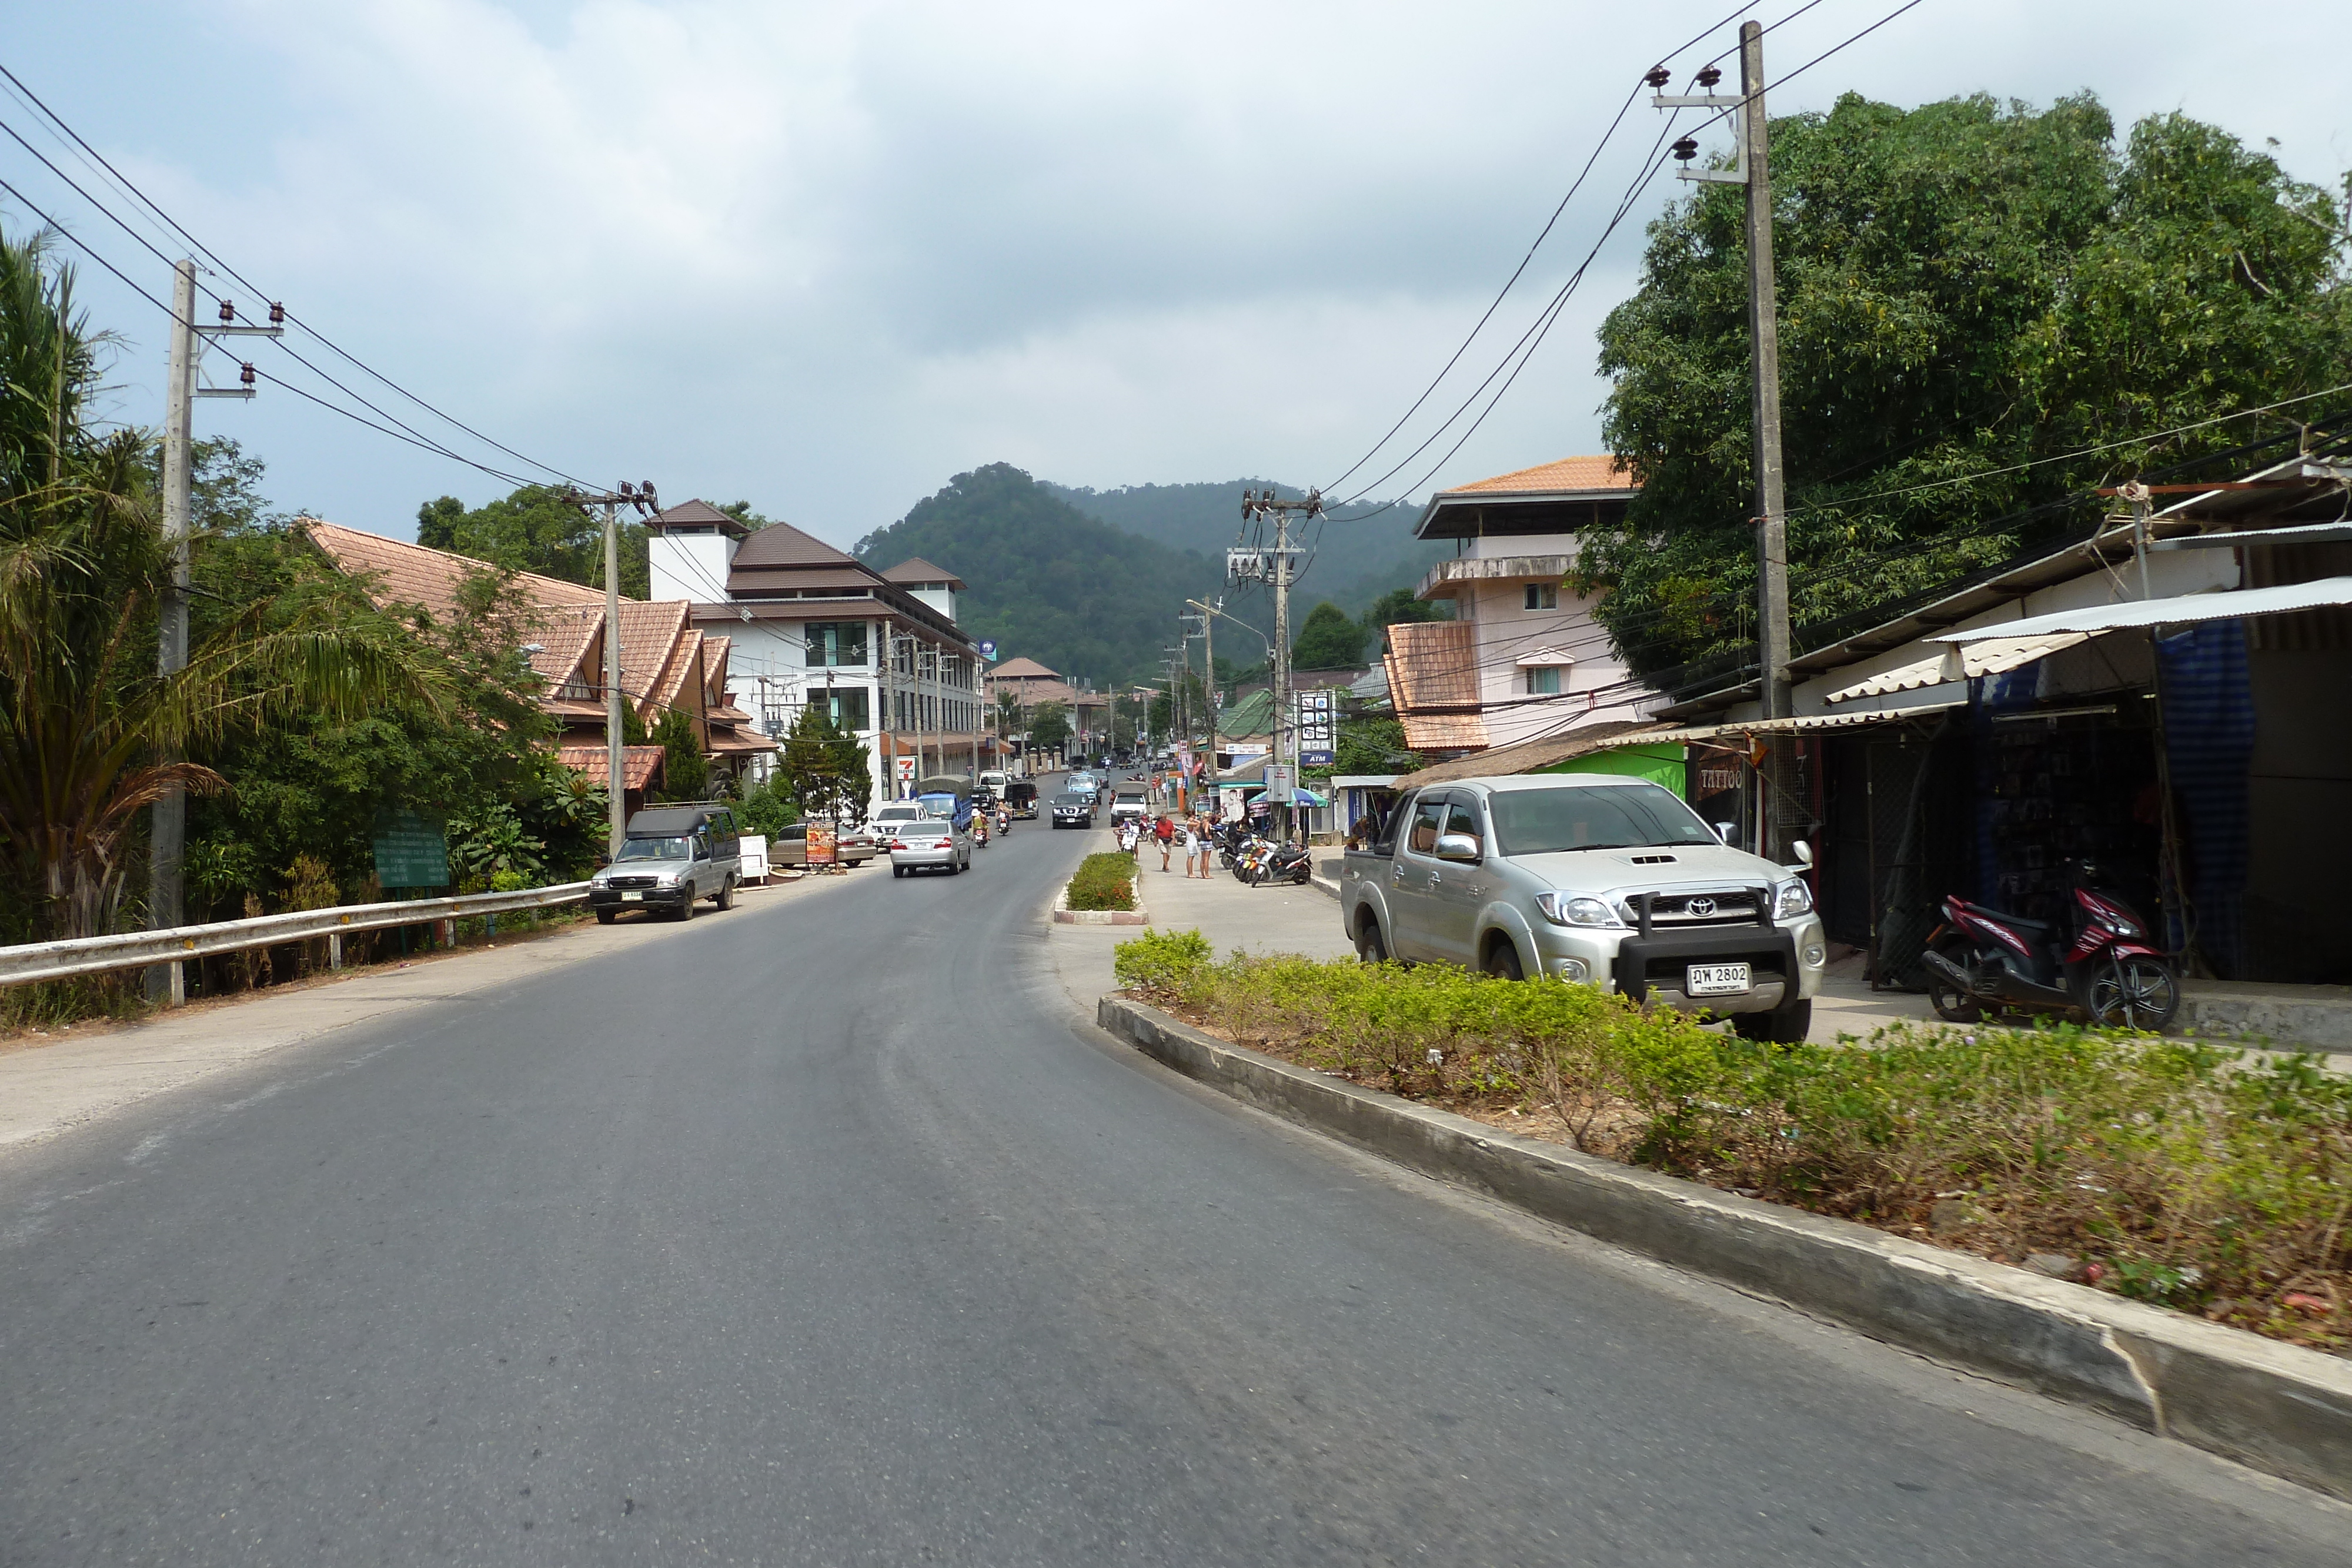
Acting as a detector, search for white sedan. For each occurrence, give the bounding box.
[888,816,972,876]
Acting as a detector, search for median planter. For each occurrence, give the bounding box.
[1057,851,1147,924]
[1095,991,2352,1502]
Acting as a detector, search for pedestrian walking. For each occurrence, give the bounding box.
[1186,815,1211,878]
[1155,813,1175,872]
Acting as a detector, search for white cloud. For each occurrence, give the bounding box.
[5,0,2345,541]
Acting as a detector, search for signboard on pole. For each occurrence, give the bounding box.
[372,810,449,889]
[895,755,917,791]
[1295,688,1337,768]
[1264,764,1297,804]
[978,639,999,661]
[807,820,838,868]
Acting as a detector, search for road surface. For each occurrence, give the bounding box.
[1,800,2344,1564]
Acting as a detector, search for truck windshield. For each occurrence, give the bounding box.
[615,836,691,861]
[1488,784,1716,855]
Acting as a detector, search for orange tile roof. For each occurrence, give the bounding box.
[1385,620,1482,711]
[303,520,606,622]
[990,657,1060,679]
[1398,711,1490,751]
[1443,455,1633,497]
[556,743,664,791]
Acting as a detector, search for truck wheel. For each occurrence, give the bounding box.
[1732,999,1810,1044]
[675,891,696,921]
[1482,938,1525,982]
[1355,916,1389,965]
[716,876,736,911]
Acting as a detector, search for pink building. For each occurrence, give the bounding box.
[1385,456,1665,757]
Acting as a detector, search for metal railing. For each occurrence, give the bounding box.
[0,883,591,989]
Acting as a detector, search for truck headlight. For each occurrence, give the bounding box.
[1535,891,1621,928]
[1773,878,1813,920]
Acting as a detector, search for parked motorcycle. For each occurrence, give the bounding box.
[1920,862,2179,1030]
[1249,841,1312,888]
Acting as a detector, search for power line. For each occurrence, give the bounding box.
[0,60,589,489]
[1323,4,1761,498]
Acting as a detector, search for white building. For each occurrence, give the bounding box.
[646,500,986,804]
[1384,456,1663,755]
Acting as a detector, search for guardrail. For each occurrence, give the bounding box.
[0,882,592,989]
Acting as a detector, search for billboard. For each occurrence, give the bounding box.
[1294,687,1337,767]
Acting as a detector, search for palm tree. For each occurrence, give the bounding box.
[0,226,440,942]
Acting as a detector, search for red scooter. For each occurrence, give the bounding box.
[1920,862,2180,1031]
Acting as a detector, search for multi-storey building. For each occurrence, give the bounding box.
[1384,456,1663,756]
[645,500,985,803]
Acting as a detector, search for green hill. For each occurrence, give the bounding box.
[1044,479,1445,618]
[853,464,1241,690]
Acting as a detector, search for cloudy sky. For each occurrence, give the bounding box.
[7,1,2348,547]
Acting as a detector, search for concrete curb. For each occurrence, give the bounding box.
[1050,885,1150,926]
[1096,993,2352,1500]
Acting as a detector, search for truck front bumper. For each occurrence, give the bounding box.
[1530,916,1825,1014]
[588,884,689,910]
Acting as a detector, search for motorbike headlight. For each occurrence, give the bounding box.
[1535,891,1621,928]
[2097,912,2141,937]
[1773,878,1814,920]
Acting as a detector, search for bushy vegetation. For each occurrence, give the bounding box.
[1114,931,2351,1349]
[1066,852,1137,912]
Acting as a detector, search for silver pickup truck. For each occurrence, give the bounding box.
[1339,774,1825,1041]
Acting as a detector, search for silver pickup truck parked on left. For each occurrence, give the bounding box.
[1339,773,1825,1041]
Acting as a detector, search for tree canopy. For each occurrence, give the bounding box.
[1581,93,2352,680]
[417,485,650,599]
[1290,600,1368,670]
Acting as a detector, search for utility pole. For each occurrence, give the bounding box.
[562,482,660,855]
[148,264,282,1004]
[1655,24,1793,855]
[1237,488,1320,840]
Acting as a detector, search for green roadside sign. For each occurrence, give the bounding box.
[373,810,450,890]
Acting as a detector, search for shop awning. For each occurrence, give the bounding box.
[1637,698,1963,744]
[1825,577,2352,704]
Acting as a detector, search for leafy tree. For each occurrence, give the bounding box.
[650,707,709,802]
[0,226,438,942]
[1582,94,2352,677]
[1290,600,1367,670]
[730,772,800,838]
[1334,716,1420,777]
[1027,700,1072,754]
[416,485,651,599]
[777,704,870,823]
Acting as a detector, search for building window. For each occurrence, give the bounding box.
[1524,666,1562,696]
[804,621,868,667]
[809,687,870,730]
[1524,583,1559,611]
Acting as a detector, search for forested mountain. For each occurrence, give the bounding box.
[1044,479,1446,618]
[853,464,1247,688]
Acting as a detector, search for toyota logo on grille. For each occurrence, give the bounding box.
[1686,897,1716,918]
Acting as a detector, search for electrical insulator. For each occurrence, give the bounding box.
[1644,66,1671,89]
[1696,65,1722,88]
[268,302,285,324]
[1672,137,1699,164]
[239,362,255,386]
[217,299,235,324]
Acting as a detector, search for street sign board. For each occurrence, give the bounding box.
[979,640,998,661]
[372,810,449,890]
[807,820,837,868]
[1294,687,1337,767]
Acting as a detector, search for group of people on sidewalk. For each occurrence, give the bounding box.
[1118,809,1218,878]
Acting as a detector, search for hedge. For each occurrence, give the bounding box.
[1112,928,2351,1352]
[1066,852,1137,912]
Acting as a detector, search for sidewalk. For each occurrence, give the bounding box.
[1046,848,1352,1017]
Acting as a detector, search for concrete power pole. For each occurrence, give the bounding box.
[1237,488,1320,841]
[1656,24,1794,855]
[561,482,659,857]
[148,263,281,1004]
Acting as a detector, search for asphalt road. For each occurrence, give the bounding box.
[2,795,2346,1566]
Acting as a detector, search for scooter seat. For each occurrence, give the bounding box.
[1956,899,2053,937]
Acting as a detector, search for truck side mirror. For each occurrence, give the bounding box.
[1712,821,1739,848]
[1791,840,1813,867]
[1433,832,1482,863]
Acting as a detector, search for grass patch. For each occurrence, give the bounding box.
[1066,852,1137,912]
[1113,928,2352,1352]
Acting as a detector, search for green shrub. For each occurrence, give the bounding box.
[1067,852,1137,912]
[1120,929,2351,1350]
